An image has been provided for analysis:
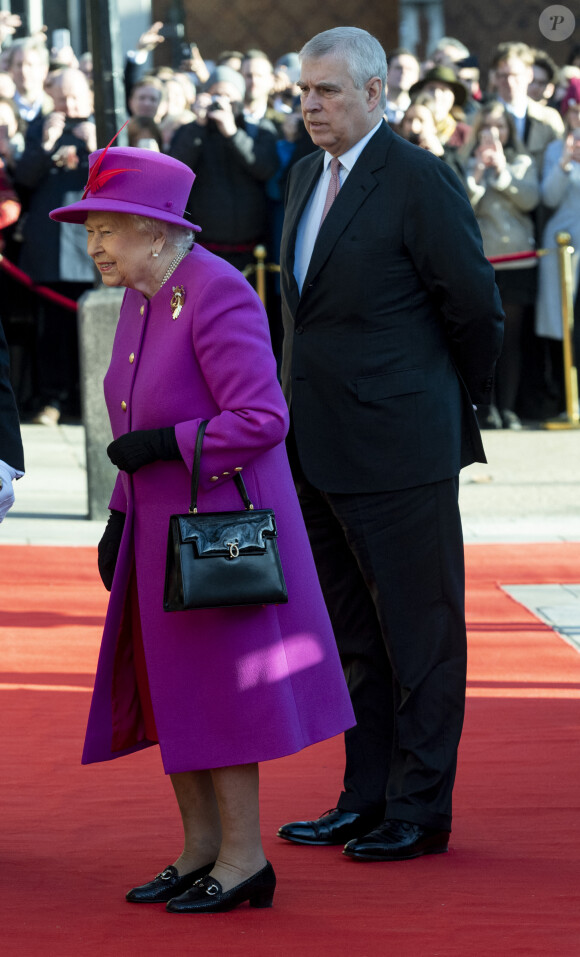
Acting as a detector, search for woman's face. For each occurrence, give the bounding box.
[422,82,455,120]
[479,111,510,145]
[400,104,436,141]
[84,212,161,293]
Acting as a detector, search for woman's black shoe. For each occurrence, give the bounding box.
[126,862,215,902]
[166,861,276,913]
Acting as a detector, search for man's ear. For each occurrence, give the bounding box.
[366,76,383,109]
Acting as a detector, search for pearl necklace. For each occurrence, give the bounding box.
[159,248,188,288]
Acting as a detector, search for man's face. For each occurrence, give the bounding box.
[494,57,533,104]
[207,80,243,109]
[10,48,47,98]
[241,57,274,104]
[51,71,93,118]
[388,54,419,93]
[299,54,380,157]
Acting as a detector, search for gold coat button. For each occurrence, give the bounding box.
[121,401,127,411]
[129,353,135,364]
[234,466,243,472]
[222,471,230,476]
[210,475,219,482]
[140,305,145,316]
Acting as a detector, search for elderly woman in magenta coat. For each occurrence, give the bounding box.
[50,146,354,914]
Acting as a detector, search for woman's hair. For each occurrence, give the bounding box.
[300,27,387,110]
[127,214,195,254]
[126,115,163,151]
[464,99,524,158]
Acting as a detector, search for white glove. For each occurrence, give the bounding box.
[0,459,24,522]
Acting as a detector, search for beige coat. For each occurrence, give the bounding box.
[524,99,565,174]
[464,151,540,269]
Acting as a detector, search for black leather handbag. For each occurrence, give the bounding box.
[163,420,288,611]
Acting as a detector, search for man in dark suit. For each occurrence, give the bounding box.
[277,27,504,861]
[0,319,24,521]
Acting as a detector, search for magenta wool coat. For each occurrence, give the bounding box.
[82,244,354,773]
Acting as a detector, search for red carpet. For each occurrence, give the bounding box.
[1,543,580,956]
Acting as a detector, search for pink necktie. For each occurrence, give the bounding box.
[318,157,341,230]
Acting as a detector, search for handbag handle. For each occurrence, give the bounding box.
[189,419,254,513]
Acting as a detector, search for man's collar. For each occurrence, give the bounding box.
[323,119,384,173]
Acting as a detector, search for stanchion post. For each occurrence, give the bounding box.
[545,232,579,428]
[253,245,267,307]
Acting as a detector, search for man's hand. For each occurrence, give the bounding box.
[137,21,165,53]
[0,12,21,48]
[42,112,66,152]
[207,95,238,138]
[70,120,97,152]
[181,43,210,85]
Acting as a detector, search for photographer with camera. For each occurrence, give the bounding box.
[13,68,96,425]
[169,65,278,272]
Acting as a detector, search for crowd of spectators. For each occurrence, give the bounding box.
[0,14,579,429]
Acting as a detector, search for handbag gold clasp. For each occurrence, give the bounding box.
[225,540,240,559]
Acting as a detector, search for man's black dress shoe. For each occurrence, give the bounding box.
[343,820,450,861]
[166,861,276,913]
[126,862,215,902]
[277,808,380,845]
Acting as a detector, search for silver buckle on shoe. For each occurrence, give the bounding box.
[160,869,173,881]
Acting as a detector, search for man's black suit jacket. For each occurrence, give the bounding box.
[280,121,504,494]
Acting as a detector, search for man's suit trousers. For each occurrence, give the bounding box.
[294,469,467,832]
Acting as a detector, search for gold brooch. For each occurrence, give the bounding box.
[170,285,186,320]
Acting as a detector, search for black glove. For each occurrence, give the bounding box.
[97,509,126,591]
[107,427,181,474]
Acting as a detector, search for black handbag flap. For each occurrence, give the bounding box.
[176,509,277,558]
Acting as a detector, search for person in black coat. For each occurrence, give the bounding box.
[13,67,96,423]
[277,28,504,862]
[169,66,278,272]
[0,317,24,520]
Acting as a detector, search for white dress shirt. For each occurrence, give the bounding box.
[293,120,384,293]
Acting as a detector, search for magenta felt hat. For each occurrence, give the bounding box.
[49,146,200,230]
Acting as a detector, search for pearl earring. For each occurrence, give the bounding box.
[152,250,159,258]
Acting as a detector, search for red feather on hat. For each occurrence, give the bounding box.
[82,119,142,200]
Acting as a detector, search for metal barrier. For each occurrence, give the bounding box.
[242,245,280,307]
[544,232,579,429]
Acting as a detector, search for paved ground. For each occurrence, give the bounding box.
[2,423,579,646]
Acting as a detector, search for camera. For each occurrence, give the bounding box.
[63,117,91,132]
[207,97,223,114]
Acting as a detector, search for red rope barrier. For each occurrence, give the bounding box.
[487,250,540,264]
[0,254,78,312]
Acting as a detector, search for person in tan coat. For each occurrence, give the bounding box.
[462,100,539,429]
[490,42,564,174]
